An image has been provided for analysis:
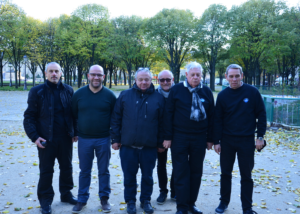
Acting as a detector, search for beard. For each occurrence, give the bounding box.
[90,80,102,89]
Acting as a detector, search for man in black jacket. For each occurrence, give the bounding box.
[23,62,77,214]
[111,68,165,214]
[214,64,266,214]
[164,62,214,214]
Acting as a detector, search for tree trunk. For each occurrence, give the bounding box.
[123,70,127,85]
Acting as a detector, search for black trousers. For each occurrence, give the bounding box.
[37,135,74,207]
[157,148,175,196]
[171,133,207,212]
[219,135,255,211]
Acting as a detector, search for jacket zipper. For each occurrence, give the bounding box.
[145,102,148,118]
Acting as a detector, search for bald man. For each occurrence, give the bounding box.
[71,65,116,213]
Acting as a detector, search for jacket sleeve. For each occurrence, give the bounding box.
[23,88,40,142]
[213,93,223,145]
[157,96,165,148]
[255,91,267,138]
[110,92,124,143]
[164,89,175,141]
[206,88,215,142]
[71,90,78,136]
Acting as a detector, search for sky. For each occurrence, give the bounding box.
[9,0,300,21]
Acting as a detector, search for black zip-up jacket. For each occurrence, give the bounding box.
[23,81,77,143]
[110,83,165,148]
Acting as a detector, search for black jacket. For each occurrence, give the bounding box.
[110,83,165,148]
[23,81,76,142]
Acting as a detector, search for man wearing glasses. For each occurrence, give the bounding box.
[71,65,116,213]
[111,68,165,214]
[214,64,266,214]
[155,70,176,204]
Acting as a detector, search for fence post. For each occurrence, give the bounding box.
[270,98,275,123]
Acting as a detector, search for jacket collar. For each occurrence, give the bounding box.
[133,83,155,94]
[45,80,65,90]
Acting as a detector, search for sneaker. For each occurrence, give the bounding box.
[171,195,177,201]
[215,201,228,214]
[157,192,167,204]
[140,200,154,214]
[101,197,111,213]
[243,209,258,214]
[127,200,136,214]
[72,202,86,213]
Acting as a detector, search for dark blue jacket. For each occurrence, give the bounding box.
[110,83,165,148]
[23,81,76,142]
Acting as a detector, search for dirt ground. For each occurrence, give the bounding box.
[0,91,299,214]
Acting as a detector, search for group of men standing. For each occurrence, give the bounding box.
[23,61,266,214]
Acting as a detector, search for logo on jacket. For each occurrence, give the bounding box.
[200,98,205,102]
[244,98,249,103]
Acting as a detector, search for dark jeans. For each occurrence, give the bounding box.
[157,148,175,196]
[171,133,207,212]
[219,135,255,211]
[37,135,74,207]
[120,145,157,203]
[77,136,111,203]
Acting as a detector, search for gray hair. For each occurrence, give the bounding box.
[135,67,152,79]
[45,62,62,73]
[158,70,173,79]
[226,64,243,75]
[89,64,104,73]
[186,62,203,73]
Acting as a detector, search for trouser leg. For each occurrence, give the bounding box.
[120,146,139,202]
[95,136,111,199]
[77,137,95,203]
[157,148,168,193]
[139,147,157,203]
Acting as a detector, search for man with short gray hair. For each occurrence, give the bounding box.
[164,62,215,214]
[111,68,165,214]
[24,62,77,214]
[214,64,266,214]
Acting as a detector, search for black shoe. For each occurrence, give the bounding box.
[243,209,258,214]
[61,195,78,205]
[140,200,154,214]
[189,206,203,214]
[157,192,167,205]
[215,201,228,214]
[176,211,188,214]
[127,200,136,214]
[40,205,52,214]
[101,197,111,213]
[72,202,87,213]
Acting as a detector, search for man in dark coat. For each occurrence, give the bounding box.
[164,62,215,214]
[23,62,77,214]
[110,68,165,214]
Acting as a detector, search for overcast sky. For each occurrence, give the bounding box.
[10,0,300,21]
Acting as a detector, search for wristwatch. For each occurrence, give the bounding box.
[258,137,264,141]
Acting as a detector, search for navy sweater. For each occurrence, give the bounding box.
[214,84,266,144]
[164,82,214,142]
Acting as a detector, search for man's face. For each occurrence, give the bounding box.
[88,66,105,89]
[135,71,152,92]
[45,64,62,84]
[225,68,243,89]
[186,68,202,88]
[158,71,174,92]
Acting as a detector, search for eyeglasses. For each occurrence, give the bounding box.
[89,73,104,78]
[159,78,172,83]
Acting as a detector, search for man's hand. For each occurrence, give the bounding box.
[256,139,264,151]
[214,144,221,155]
[35,137,46,149]
[72,136,78,143]
[163,140,171,149]
[157,148,165,153]
[206,142,213,150]
[112,143,121,150]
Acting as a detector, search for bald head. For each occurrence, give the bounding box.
[89,65,104,73]
[88,64,105,90]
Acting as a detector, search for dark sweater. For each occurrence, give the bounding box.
[164,82,214,142]
[47,80,67,136]
[214,83,266,144]
[72,85,116,138]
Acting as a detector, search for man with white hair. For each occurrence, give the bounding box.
[71,65,116,213]
[111,68,165,214]
[155,70,176,204]
[163,62,214,214]
[24,62,78,214]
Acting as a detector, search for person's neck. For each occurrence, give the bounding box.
[89,84,102,93]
